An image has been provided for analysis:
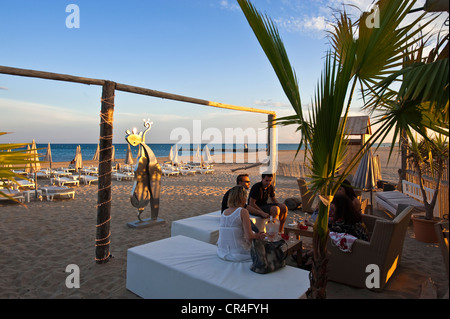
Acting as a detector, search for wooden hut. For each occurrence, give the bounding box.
[342,116,374,176]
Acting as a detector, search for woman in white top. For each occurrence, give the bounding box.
[217,185,266,262]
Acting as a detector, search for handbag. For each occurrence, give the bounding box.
[250,239,288,274]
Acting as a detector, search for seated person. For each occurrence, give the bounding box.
[306,179,362,227]
[329,194,369,241]
[217,186,266,262]
[221,174,260,232]
[302,194,369,269]
[248,173,287,232]
[336,179,361,213]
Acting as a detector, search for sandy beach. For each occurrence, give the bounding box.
[0,148,448,300]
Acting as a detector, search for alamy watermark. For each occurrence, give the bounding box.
[169,120,278,174]
[66,4,80,29]
[365,4,380,29]
[65,264,80,289]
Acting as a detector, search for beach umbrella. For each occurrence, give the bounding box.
[112,145,116,163]
[29,140,41,199]
[125,144,134,165]
[194,144,201,163]
[203,145,212,165]
[92,144,100,161]
[74,145,83,172]
[353,148,379,214]
[173,144,179,165]
[169,145,174,163]
[43,143,53,169]
[25,144,32,173]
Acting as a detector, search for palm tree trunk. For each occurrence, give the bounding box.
[306,202,330,299]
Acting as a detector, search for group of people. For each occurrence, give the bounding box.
[217,174,370,264]
[217,173,288,262]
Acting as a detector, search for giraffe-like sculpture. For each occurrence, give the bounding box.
[125,119,162,222]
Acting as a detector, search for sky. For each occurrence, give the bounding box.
[0,0,446,144]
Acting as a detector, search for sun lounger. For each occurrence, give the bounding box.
[179,168,197,175]
[0,189,25,203]
[375,180,435,216]
[35,170,51,178]
[171,210,268,244]
[13,178,35,189]
[51,177,79,187]
[162,168,180,176]
[50,170,72,177]
[196,167,215,174]
[126,235,310,299]
[112,172,134,181]
[80,175,98,185]
[39,186,75,201]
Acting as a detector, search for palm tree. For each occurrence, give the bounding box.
[406,134,448,220]
[0,132,36,202]
[237,0,445,298]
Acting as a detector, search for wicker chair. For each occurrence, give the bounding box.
[327,205,414,291]
[297,178,316,213]
[434,220,449,277]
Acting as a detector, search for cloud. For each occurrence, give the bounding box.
[254,99,291,108]
[0,86,9,90]
[219,0,240,11]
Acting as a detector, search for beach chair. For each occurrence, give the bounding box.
[297,178,316,213]
[112,172,134,181]
[51,176,79,187]
[0,189,25,203]
[80,175,98,185]
[12,178,35,189]
[39,186,75,201]
[327,205,413,291]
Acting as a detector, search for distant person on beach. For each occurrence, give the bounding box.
[217,185,266,262]
[248,173,288,232]
[221,174,260,233]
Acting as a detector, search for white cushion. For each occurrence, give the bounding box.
[171,211,221,244]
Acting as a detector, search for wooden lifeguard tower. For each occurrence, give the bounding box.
[342,115,373,176]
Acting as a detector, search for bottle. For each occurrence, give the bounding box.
[266,216,279,241]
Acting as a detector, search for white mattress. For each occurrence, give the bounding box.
[126,235,310,299]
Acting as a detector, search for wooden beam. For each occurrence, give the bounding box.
[0,65,275,116]
[115,83,275,115]
[0,65,105,86]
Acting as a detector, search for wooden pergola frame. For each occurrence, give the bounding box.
[0,65,277,264]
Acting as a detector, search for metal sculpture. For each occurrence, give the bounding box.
[125,119,163,227]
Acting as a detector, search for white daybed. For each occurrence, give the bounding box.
[126,235,310,299]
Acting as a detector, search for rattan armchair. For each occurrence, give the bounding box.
[327,205,414,291]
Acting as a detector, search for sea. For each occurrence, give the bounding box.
[34,143,303,163]
[28,142,394,163]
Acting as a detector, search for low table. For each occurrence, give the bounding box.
[285,239,303,267]
[284,224,314,240]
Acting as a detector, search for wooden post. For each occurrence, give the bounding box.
[268,114,277,186]
[96,81,116,264]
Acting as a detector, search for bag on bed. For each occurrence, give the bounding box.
[250,239,288,274]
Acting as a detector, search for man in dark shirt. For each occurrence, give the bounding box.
[248,173,287,232]
[221,174,261,233]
